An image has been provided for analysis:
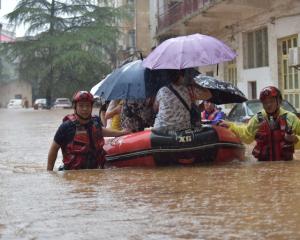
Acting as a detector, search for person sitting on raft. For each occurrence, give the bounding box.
[121,98,155,132]
[153,69,211,131]
[201,100,225,125]
[105,99,122,130]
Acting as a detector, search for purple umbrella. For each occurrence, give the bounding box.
[143,33,236,69]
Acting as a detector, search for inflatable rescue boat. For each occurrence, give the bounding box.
[104,125,245,168]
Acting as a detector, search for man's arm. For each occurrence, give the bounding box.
[219,116,258,144]
[47,141,61,171]
[102,127,130,137]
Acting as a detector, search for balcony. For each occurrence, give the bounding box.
[156,0,276,38]
[157,0,219,35]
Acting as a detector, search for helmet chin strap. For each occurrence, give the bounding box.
[267,109,279,117]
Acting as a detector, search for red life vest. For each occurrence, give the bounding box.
[62,114,105,170]
[201,109,218,121]
[252,113,294,161]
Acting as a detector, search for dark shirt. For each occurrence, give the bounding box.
[54,121,76,147]
[54,116,101,147]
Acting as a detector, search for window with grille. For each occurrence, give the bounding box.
[225,60,237,86]
[280,35,300,110]
[205,71,214,77]
[224,60,237,109]
[243,27,269,69]
[248,81,257,100]
[128,30,136,49]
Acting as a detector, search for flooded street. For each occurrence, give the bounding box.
[1,109,300,239]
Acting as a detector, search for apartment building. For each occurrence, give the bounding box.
[149,0,300,110]
[105,0,151,65]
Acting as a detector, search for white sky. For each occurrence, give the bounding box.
[0,0,26,37]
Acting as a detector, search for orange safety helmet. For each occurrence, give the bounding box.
[259,86,282,102]
[72,91,94,104]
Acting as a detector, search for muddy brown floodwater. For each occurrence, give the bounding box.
[1,108,300,240]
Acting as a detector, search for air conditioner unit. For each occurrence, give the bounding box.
[288,47,300,67]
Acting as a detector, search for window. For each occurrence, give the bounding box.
[225,60,237,86]
[15,94,22,99]
[248,81,257,99]
[128,30,136,49]
[168,0,180,8]
[205,71,214,77]
[127,0,134,16]
[243,27,269,68]
[224,60,237,109]
[280,35,300,110]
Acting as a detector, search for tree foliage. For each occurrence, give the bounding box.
[0,56,18,84]
[1,0,128,103]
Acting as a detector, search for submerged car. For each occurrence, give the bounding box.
[227,99,299,123]
[7,99,23,109]
[53,98,72,109]
[33,98,47,109]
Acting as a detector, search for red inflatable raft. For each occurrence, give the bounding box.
[104,125,245,168]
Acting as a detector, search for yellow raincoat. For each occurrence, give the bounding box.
[227,107,300,149]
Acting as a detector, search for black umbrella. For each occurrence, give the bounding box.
[91,60,178,100]
[91,60,199,100]
[194,75,247,104]
[91,60,148,100]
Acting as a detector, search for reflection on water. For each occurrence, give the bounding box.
[1,109,300,239]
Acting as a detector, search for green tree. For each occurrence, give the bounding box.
[0,56,18,83]
[1,0,127,105]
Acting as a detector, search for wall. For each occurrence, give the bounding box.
[149,0,300,101]
[149,0,158,49]
[0,80,32,108]
[236,14,300,98]
[136,0,151,57]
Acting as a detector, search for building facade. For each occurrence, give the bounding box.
[0,80,32,108]
[135,0,151,58]
[0,26,32,108]
[149,0,300,111]
[107,0,151,65]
